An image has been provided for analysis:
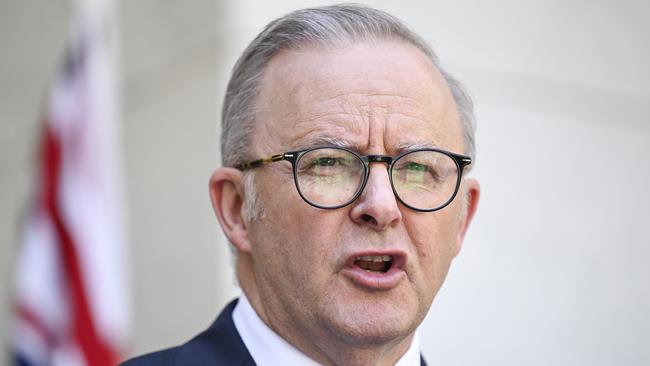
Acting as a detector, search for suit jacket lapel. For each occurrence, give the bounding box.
[174,299,255,365]
[420,354,428,366]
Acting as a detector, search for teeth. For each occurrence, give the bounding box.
[356,255,392,262]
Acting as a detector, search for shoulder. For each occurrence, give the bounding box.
[120,299,255,366]
[120,347,178,366]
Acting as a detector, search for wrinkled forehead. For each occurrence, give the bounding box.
[252,40,463,154]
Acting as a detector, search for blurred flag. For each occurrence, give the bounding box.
[11,0,129,365]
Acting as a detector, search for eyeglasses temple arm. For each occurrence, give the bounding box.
[235,154,286,170]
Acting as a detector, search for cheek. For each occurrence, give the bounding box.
[251,189,344,281]
[404,212,461,277]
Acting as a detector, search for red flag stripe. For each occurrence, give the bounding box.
[41,126,118,366]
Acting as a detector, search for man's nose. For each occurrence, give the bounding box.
[350,163,402,230]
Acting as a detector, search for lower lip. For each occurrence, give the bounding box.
[341,265,405,290]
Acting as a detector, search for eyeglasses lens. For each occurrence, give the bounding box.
[295,148,459,210]
[391,150,459,210]
[296,148,365,207]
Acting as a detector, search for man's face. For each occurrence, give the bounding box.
[243,41,475,351]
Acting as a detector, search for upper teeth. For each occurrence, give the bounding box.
[356,255,391,262]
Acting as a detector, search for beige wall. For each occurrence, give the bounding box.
[119,0,239,356]
[1,1,649,365]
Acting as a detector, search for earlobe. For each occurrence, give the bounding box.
[454,178,480,254]
[209,168,252,253]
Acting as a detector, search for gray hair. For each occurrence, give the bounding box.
[221,4,476,170]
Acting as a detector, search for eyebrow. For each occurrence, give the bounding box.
[395,141,441,152]
[294,135,359,150]
[293,137,443,154]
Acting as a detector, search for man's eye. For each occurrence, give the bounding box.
[395,160,443,184]
[315,157,338,166]
[405,162,427,171]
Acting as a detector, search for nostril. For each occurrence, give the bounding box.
[361,214,377,226]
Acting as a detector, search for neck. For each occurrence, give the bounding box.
[303,333,415,366]
[236,255,416,366]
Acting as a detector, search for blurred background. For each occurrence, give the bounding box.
[1,0,649,365]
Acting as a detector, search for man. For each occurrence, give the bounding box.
[123,4,479,366]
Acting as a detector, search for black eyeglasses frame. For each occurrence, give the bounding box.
[235,146,472,212]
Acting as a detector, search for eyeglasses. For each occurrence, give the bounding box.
[235,146,472,212]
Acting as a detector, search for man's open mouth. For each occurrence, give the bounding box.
[354,255,393,274]
[343,251,406,290]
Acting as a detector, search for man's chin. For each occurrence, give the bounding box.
[316,297,420,347]
[325,320,414,348]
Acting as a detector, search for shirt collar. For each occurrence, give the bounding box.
[232,293,421,366]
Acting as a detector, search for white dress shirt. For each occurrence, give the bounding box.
[232,293,422,366]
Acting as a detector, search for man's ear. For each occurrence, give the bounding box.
[454,178,480,254]
[209,168,252,253]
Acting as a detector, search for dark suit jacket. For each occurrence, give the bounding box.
[121,299,427,366]
[121,300,253,366]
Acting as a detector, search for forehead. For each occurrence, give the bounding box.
[254,40,463,154]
